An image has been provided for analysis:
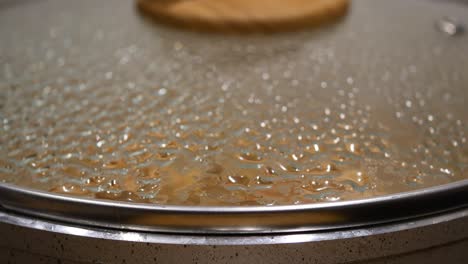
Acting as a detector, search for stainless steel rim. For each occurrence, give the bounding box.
[0,207,467,245]
[0,180,467,234]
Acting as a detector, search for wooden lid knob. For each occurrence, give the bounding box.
[137,0,349,33]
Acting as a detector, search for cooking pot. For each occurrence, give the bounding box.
[0,0,467,263]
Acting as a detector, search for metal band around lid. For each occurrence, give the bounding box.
[0,180,467,234]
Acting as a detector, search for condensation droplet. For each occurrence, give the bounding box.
[436,17,464,36]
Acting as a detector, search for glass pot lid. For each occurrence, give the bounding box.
[0,0,467,233]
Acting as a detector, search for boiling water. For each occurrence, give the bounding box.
[0,0,466,205]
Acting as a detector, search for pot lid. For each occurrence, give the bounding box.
[0,0,467,233]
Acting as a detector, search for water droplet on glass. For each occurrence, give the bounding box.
[436,17,464,36]
[238,152,262,162]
